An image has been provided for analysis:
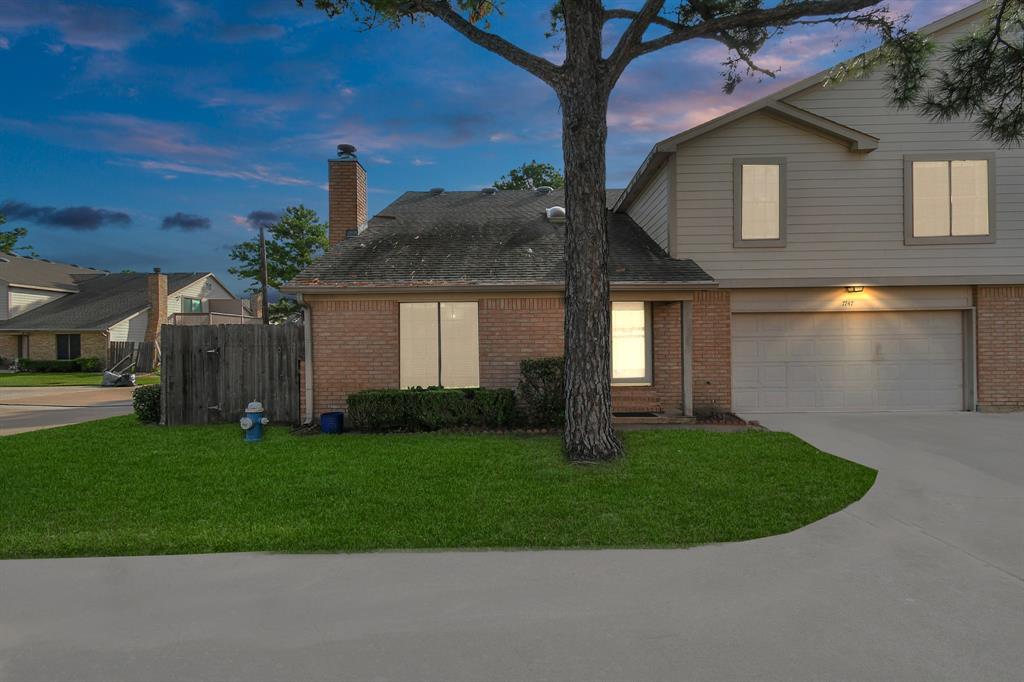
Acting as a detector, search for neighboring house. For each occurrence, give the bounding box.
[285,1,1023,418]
[0,255,252,363]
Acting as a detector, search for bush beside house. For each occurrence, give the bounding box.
[348,387,516,432]
[517,357,565,427]
[16,357,103,373]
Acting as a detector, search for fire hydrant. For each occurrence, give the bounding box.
[240,401,270,442]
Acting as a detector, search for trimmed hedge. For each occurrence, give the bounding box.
[347,387,516,432]
[132,384,161,423]
[517,357,564,427]
[17,357,103,373]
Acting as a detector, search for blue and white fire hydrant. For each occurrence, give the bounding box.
[240,401,270,442]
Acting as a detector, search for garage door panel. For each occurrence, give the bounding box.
[732,311,964,413]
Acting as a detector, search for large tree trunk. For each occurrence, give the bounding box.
[558,0,623,462]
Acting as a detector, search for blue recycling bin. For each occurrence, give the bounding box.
[320,411,344,434]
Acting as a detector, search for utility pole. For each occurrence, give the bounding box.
[258,222,270,324]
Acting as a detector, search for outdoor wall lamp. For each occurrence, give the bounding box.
[846,285,865,293]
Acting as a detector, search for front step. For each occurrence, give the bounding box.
[613,413,695,426]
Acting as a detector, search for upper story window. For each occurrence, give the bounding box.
[399,301,479,388]
[733,158,786,247]
[611,302,652,385]
[905,154,995,244]
[183,297,203,313]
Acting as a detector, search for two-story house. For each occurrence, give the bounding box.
[0,255,253,365]
[283,1,1023,421]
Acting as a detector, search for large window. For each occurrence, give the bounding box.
[56,333,81,360]
[905,155,995,244]
[399,302,480,388]
[734,158,786,246]
[611,302,651,384]
[183,297,203,313]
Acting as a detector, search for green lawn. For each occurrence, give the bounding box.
[0,416,876,559]
[0,372,160,387]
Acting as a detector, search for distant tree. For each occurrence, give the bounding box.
[228,206,328,323]
[494,160,565,190]
[0,213,35,255]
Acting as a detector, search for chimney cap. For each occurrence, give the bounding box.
[153,267,162,273]
[336,143,358,160]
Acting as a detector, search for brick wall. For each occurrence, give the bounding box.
[478,297,563,389]
[145,271,167,344]
[81,332,107,360]
[692,290,732,415]
[0,334,17,362]
[975,285,1024,411]
[307,299,399,415]
[328,159,367,249]
[22,331,106,361]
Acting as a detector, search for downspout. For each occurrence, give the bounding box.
[298,293,314,425]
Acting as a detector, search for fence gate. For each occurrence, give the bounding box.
[160,324,303,426]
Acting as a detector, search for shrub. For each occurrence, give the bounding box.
[517,357,564,427]
[132,384,161,423]
[17,357,103,373]
[347,387,516,432]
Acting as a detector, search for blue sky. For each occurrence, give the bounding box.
[0,0,970,293]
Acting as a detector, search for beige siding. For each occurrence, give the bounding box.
[7,287,66,317]
[167,275,234,318]
[107,310,149,343]
[626,161,670,250]
[670,14,1024,285]
[0,282,7,320]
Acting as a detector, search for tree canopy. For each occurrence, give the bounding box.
[0,213,35,256]
[493,161,565,190]
[228,206,328,323]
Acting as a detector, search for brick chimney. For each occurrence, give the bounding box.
[145,267,167,344]
[328,143,367,249]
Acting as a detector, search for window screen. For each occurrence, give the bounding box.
[611,302,650,382]
[56,334,81,360]
[399,302,479,388]
[741,164,781,240]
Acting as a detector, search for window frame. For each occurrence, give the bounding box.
[904,153,997,245]
[399,301,480,389]
[56,333,81,360]
[733,157,787,248]
[610,301,653,386]
[183,297,203,313]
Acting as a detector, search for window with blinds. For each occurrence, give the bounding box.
[734,158,786,246]
[399,302,480,388]
[912,159,991,238]
[611,302,651,384]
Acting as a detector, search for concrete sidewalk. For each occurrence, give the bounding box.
[0,386,134,435]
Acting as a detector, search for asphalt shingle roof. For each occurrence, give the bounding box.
[288,188,712,289]
[0,253,107,291]
[0,272,206,332]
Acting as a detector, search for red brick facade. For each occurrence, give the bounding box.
[304,295,690,419]
[328,159,368,249]
[975,285,1024,411]
[691,289,732,415]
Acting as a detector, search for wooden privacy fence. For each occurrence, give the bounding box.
[160,324,303,426]
[107,341,158,373]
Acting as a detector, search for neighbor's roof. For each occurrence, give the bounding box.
[0,272,207,332]
[613,0,990,213]
[285,188,712,291]
[0,252,107,292]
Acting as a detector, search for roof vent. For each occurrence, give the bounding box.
[429,187,445,195]
[545,206,566,224]
[336,143,357,160]
[535,186,554,195]
[481,186,498,195]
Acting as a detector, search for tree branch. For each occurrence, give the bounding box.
[632,0,882,58]
[418,0,563,86]
[605,0,665,85]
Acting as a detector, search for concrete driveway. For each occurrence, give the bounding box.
[0,386,135,435]
[0,413,1022,681]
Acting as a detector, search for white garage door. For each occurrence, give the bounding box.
[732,311,964,413]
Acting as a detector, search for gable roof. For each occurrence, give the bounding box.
[614,0,990,213]
[0,272,207,332]
[0,252,107,292]
[284,188,712,292]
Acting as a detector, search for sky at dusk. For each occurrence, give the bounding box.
[0,0,972,293]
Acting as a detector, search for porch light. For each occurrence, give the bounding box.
[846,285,865,293]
